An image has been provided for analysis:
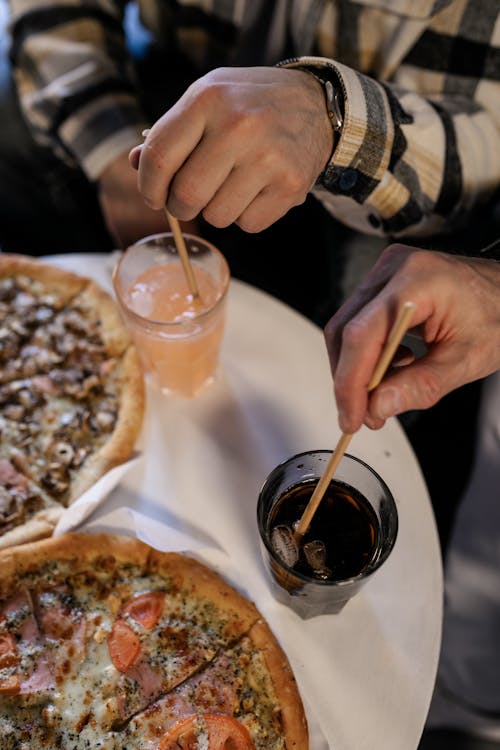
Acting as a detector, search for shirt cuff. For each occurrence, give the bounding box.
[57,93,148,180]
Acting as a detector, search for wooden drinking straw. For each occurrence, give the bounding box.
[140,131,201,300]
[294,300,416,542]
[164,209,200,300]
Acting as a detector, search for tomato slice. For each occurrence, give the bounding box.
[122,592,165,630]
[158,713,256,750]
[0,672,21,696]
[108,619,141,672]
[0,632,18,669]
[0,632,20,695]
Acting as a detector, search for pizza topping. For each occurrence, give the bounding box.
[0,632,18,669]
[50,442,75,466]
[0,457,28,490]
[0,671,21,695]
[158,713,256,750]
[122,592,166,630]
[0,536,306,749]
[19,651,54,696]
[0,590,56,699]
[41,463,71,496]
[108,619,141,672]
[0,459,44,534]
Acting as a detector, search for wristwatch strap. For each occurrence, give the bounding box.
[305,72,343,135]
[276,60,344,142]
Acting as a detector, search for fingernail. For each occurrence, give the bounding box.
[375,387,405,419]
[141,128,150,138]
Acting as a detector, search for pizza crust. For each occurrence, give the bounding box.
[0,254,145,548]
[68,345,145,501]
[0,533,309,749]
[0,507,64,552]
[72,279,133,357]
[249,619,309,749]
[0,253,88,302]
[0,532,150,596]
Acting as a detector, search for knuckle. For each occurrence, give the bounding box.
[402,249,435,273]
[170,178,204,215]
[342,317,370,349]
[280,166,308,196]
[202,206,233,229]
[236,214,266,233]
[416,370,443,409]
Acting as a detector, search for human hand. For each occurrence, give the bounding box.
[324,244,500,433]
[98,152,198,248]
[129,66,334,233]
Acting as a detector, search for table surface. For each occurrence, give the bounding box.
[46,252,443,750]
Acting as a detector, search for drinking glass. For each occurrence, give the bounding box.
[257,450,398,618]
[113,232,230,397]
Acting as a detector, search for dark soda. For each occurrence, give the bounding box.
[269,479,379,581]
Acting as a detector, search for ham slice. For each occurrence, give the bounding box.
[0,589,55,697]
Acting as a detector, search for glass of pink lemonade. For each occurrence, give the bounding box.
[113,232,230,397]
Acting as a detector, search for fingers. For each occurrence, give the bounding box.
[327,247,500,434]
[324,243,414,374]
[128,66,332,228]
[331,304,398,433]
[137,96,207,210]
[366,352,467,426]
[325,245,440,433]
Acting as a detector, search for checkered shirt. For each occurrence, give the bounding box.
[7,0,500,237]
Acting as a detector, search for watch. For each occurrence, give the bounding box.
[308,73,344,136]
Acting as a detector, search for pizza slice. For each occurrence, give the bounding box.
[129,625,306,750]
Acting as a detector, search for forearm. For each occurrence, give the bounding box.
[284,56,500,238]
[8,0,147,179]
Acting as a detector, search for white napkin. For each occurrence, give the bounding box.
[54,454,143,536]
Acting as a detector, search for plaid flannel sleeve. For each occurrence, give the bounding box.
[8,0,148,180]
[286,54,500,239]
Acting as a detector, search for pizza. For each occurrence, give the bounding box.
[0,254,145,549]
[0,532,308,749]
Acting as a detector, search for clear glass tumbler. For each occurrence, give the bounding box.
[113,232,230,397]
[257,450,398,618]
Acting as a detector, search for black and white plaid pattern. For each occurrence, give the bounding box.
[8,0,500,237]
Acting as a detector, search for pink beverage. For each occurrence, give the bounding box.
[113,234,230,397]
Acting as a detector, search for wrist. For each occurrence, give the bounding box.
[298,69,344,149]
[276,60,344,146]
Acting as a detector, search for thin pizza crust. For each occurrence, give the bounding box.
[248,619,308,749]
[68,345,144,501]
[0,533,309,749]
[0,254,145,549]
[0,507,64,551]
[0,252,88,302]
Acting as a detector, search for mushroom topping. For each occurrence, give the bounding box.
[92,409,116,433]
[17,388,41,410]
[59,308,90,334]
[3,404,25,421]
[34,306,55,324]
[9,319,29,338]
[0,327,20,360]
[0,277,16,301]
[51,442,75,466]
[41,463,70,496]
